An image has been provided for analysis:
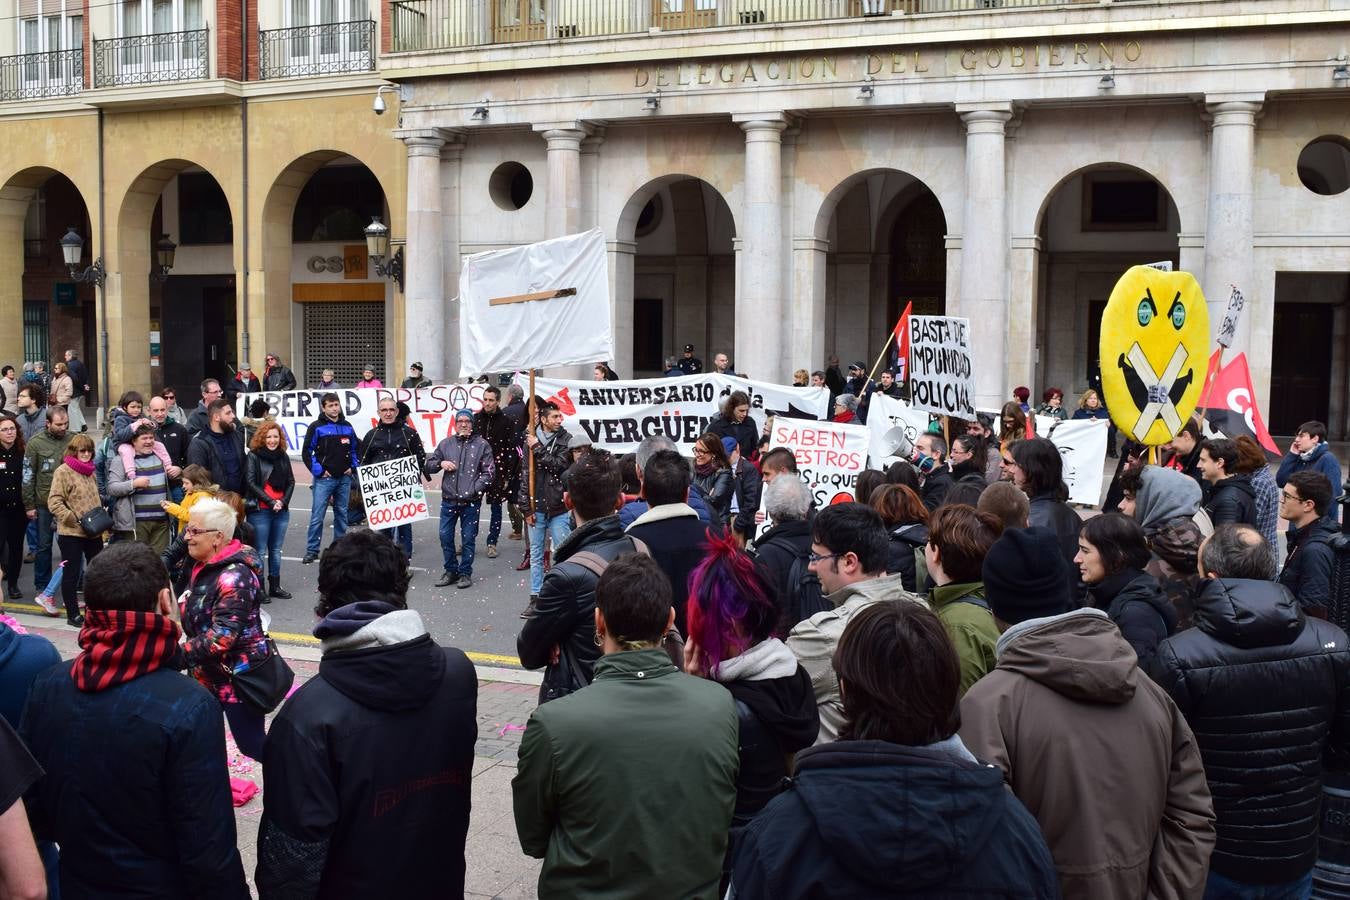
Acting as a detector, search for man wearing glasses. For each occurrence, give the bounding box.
[185,379,223,437]
[1278,472,1340,616]
[786,502,925,743]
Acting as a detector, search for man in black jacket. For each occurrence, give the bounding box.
[474,386,522,560]
[359,398,427,561]
[518,401,574,599]
[225,363,261,405]
[752,473,815,631]
[915,433,953,511]
[185,399,246,494]
[1279,471,1340,614]
[518,451,642,703]
[256,530,477,900]
[185,378,223,437]
[20,542,250,899]
[1150,524,1350,899]
[1199,437,1257,527]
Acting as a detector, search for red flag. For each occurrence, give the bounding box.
[892,302,912,380]
[1198,351,1279,456]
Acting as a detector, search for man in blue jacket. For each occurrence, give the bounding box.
[19,541,249,900]
[300,393,359,565]
[1276,420,1343,494]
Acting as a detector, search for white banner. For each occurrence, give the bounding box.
[357,455,430,528]
[766,417,870,508]
[865,394,936,468]
[1048,418,1109,506]
[459,229,613,376]
[513,373,829,456]
[239,384,496,458]
[908,315,975,418]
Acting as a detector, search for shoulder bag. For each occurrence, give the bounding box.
[229,638,296,716]
[79,506,114,537]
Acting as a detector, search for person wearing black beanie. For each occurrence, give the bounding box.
[960,530,1215,900]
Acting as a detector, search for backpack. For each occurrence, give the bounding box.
[784,548,830,628]
[564,536,686,669]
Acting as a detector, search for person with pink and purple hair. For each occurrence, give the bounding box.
[684,531,819,889]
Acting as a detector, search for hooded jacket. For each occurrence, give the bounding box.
[0,622,60,729]
[751,518,814,630]
[709,412,761,461]
[301,413,359,480]
[473,406,522,503]
[728,739,1058,900]
[886,521,928,593]
[1135,466,1203,533]
[1147,517,1206,628]
[1149,578,1350,884]
[1204,473,1257,527]
[1276,440,1343,490]
[22,426,71,508]
[626,503,717,634]
[255,602,477,900]
[959,608,1215,900]
[425,432,495,503]
[181,542,269,703]
[787,572,927,744]
[1085,569,1177,672]
[927,581,999,696]
[1279,516,1342,613]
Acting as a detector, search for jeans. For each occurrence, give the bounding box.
[25,517,37,554]
[306,474,350,555]
[33,508,54,592]
[440,501,480,577]
[223,701,266,762]
[248,508,290,581]
[1203,869,1312,900]
[56,534,101,620]
[529,512,573,595]
[487,501,504,546]
[376,523,413,558]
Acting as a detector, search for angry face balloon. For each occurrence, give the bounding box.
[1099,265,1210,446]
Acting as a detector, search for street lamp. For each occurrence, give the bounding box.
[150,233,177,283]
[364,216,404,292]
[60,226,105,286]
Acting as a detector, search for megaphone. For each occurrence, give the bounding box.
[876,426,914,461]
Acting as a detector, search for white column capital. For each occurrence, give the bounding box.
[607,239,637,256]
[956,102,1014,133]
[396,128,458,156]
[533,122,592,148]
[1204,92,1265,124]
[733,111,791,136]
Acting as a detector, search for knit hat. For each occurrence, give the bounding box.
[721,436,739,456]
[454,408,473,422]
[410,361,423,372]
[849,361,866,372]
[981,526,1072,625]
[570,432,594,450]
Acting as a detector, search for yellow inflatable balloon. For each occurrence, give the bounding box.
[1099,265,1210,446]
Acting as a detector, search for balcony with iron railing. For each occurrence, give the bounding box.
[259,20,377,79]
[389,0,1127,52]
[0,48,83,101]
[92,28,209,88]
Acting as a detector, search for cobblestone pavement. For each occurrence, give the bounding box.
[2,611,544,900]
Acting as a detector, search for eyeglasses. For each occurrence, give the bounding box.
[183,527,220,538]
[1281,491,1306,504]
[807,550,844,564]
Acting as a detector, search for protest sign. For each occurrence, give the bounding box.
[357,455,430,528]
[865,394,935,468]
[513,373,829,456]
[766,417,870,508]
[458,229,612,376]
[1047,418,1109,506]
[907,316,975,418]
[239,383,494,458]
[1216,286,1245,349]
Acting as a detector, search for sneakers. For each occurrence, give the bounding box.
[301,553,319,565]
[508,531,522,541]
[520,594,539,619]
[66,613,85,628]
[434,570,455,587]
[485,545,498,559]
[36,594,60,617]
[456,574,472,590]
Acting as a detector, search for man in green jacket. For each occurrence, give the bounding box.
[924,504,1003,696]
[513,550,739,899]
[22,407,70,593]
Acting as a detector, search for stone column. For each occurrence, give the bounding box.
[400,129,448,381]
[608,240,636,378]
[535,123,589,239]
[733,113,788,381]
[957,103,1013,408]
[440,136,466,380]
[1007,235,1041,392]
[1202,94,1263,357]
[580,130,604,231]
[790,237,828,376]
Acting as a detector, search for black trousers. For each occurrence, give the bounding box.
[56,535,101,619]
[0,507,25,591]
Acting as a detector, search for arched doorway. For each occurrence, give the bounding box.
[116,159,236,396]
[619,176,736,377]
[819,170,948,374]
[1034,164,1181,400]
[0,169,96,393]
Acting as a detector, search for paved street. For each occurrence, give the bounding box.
[1,611,545,900]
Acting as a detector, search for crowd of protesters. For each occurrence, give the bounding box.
[0,344,1346,899]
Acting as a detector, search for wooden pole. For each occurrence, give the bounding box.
[857,330,898,409]
[527,370,537,508]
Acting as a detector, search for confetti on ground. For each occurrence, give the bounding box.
[497,723,526,737]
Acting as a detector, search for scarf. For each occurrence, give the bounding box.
[63,454,95,476]
[253,445,291,491]
[72,608,181,692]
[695,460,721,476]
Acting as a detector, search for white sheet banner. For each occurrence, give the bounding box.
[865,394,936,468]
[239,384,495,458]
[1048,418,1110,506]
[766,417,870,508]
[908,315,975,418]
[459,229,613,376]
[357,455,430,528]
[512,373,829,455]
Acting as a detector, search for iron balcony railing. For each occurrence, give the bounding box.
[259,20,377,79]
[0,48,83,101]
[391,0,1119,51]
[93,28,208,88]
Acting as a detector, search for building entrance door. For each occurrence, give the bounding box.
[1269,302,1333,433]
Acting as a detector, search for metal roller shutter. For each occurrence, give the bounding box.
[302,301,385,387]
